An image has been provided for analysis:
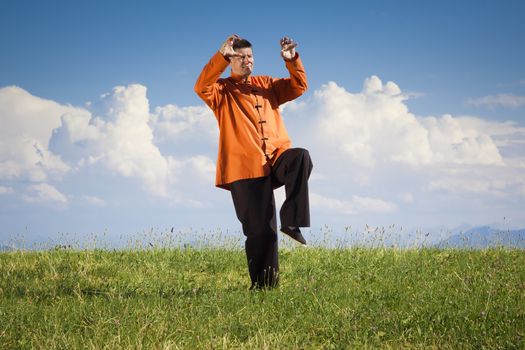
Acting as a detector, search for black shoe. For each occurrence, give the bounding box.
[280,226,307,246]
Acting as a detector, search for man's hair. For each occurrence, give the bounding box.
[233,39,252,51]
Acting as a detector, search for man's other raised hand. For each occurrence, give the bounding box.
[280,36,297,61]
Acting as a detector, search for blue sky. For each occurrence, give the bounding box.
[1,0,525,247]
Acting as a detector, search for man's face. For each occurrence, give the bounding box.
[230,47,254,78]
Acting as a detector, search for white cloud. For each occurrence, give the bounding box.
[310,77,432,167]
[2,77,525,230]
[428,177,505,196]
[310,192,357,215]
[167,155,215,185]
[184,155,216,178]
[52,84,171,197]
[151,104,217,142]
[309,78,503,168]
[421,114,503,165]
[310,192,397,215]
[399,193,414,204]
[352,195,398,213]
[466,93,525,109]
[0,186,14,195]
[23,183,68,204]
[2,84,217,204]
[83,195,106,206]
[283,76,525,227]
[0,86,78,181]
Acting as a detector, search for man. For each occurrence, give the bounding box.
[194,34,312,289]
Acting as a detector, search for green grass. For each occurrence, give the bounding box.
[1,246,524,349]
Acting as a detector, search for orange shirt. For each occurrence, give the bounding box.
[194,51,308,190]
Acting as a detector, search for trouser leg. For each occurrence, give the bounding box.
[272,148,313,228]
[230,177,279,288]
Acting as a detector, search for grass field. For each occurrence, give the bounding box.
[1,244,524,349]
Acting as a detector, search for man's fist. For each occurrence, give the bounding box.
[220,34,241,58]
[280,36,298,61]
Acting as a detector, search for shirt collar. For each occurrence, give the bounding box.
[230,72,252,84]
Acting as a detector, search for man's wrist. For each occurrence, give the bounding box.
[219,50,232,62]
[283,52,299,62]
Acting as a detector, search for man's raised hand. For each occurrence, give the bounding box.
[280,36,297,61]
[220,34,241,58]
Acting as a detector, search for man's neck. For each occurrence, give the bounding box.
[231,72,251,83]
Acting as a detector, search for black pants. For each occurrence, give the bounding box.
[230,148,313,288]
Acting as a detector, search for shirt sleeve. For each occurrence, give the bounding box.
[194,51,230,110]
[270,53,308,105]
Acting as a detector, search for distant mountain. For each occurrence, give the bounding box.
[435,226,525,249]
